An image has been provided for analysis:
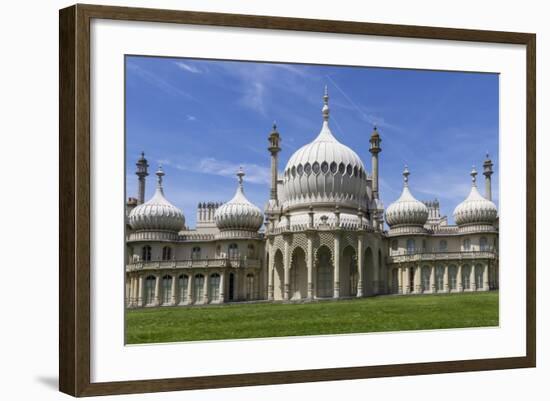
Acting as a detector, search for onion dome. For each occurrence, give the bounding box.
[385,166,429,227]
[214,167,263,232]
[453,167,497,226]
[282,86,368,211]
[128,166,185,232]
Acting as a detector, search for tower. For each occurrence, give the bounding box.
[268,122,281,203]
[369,126,382,200]
[483,153,493,201]
[135,151,149,204]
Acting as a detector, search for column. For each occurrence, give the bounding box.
[283,238,290,301]
[267,242,274,300]
[457,265,463,292]
[154,274,161,306]
[397,266,403,294]
[470,263,476,291]
[357,235,364,297]
[430,264,436,293]
[404,266,410,294]
[307,234,314,299]
[483,262,490,291]
[333,233,340,298]
[187,273,193,304]
[203,273,209,303]
[137,275,143,306]
[171,274,177,305]
[444,265,449,293]
[373,249,379,295]
[219,271,225,303]
[414,265,421,294]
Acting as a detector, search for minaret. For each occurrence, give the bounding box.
[155,165,165,193]
[369,126,382,200]
[135,152,149,204]
[483,153,493,201]
[268,122,281,203]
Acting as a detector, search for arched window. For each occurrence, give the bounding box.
[435,266,445,291]
[209,274,221,301]
[475,264,484,289]
[439,240,448,252]
[179,275,188,303]
[192,246,201,260]
[162,275,172,304]
[145,275,155,305]
[141,245,152,261]
[449,265,458,290]
[228,243,239,259]
[246,273,255,300]
[162,246,172,261]
[463,238,471,251]
[480,237,488,251]
[421,266,431,291]
[406,239,415,254]
[194,274,205,302]
[391,240,398,252]
[247,243,255,257]
[462,265,471,289]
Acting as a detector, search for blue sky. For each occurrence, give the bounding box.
[125,56,499,228]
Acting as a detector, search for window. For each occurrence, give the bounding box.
[141,245,152,261]
[463,238,471,251]
[346,164,353,176]
[246,273,255,300]
[291,166,296,177]
[475,264,484,289]
[391,240,398,251]
[192,246,201,260]
[316,248,333,298]
[247,243,255,257]
[422,239,427,251]
[162,275,172,304]
[462,266,471,289]
[421,266,431,291]
[439,240,448,252]
[321,161,329,174]
[179,275,188,302]
[435,266,445,291]
[162,246,172,261]
[480,237,488,251]
[210,274,221,301]
[338,163,345,174]
[145,275,155,305]
[330,162,337,174]
[312,161,320,174]
[228,243,239,259]
[449,265,458,290]
[304,163,311,175]
[297,164,303,175]
[406,239,415,254]
[194,274,205,302]
[391,268,399,294]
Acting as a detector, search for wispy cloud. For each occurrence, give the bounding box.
[160,157,271,185]
[241,81,267,116]
[186,115,197,121]
[174,61,203,74]
[127,62,193,99]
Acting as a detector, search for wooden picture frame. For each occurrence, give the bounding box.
[59,3,536,397]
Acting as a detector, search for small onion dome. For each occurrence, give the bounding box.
[282,86,368,211]
[453,167,497,226]
[214,167,263,232]
[128,166,185,232]
[385,166,429,227]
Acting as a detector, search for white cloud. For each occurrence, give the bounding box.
[174,61,203,74]
[186,115,197,121]
[127,62,192,99]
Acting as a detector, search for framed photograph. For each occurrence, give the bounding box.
[59,4,536,397]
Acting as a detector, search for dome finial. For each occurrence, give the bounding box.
[403,165,410,187]
[237,166,245,188]
[322,85,330,121]
[156,165,165,191]
[470,165,477,186]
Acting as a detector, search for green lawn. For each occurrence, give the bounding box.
[126,291,499,344]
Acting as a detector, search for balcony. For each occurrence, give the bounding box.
[126,257,261,272]
[386,249,497,264]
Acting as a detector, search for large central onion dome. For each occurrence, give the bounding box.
[128,167,185,232]
[453,167,497,226]
[385,166,429,227]
[282,87,368,211]
[214,167,263,233]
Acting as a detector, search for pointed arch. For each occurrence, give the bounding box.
[273,249,284,300]
[315,245,333,298]
[364,247,374,296]
[341,245,357,297]
[290,247,307,300]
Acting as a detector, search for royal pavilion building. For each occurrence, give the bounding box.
[125,88,499,308]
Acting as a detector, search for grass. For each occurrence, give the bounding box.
[125,291,499,344]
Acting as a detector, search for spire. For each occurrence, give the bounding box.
[156,165,165,193]
[322,85,330,122]
[470,165,477,186]
[483,152,494,201]
[403,165,410,187]
[237,166,245,189]
[135,151,149,204]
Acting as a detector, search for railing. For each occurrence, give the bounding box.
[126,257,261,272]
[386,250,497,264]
